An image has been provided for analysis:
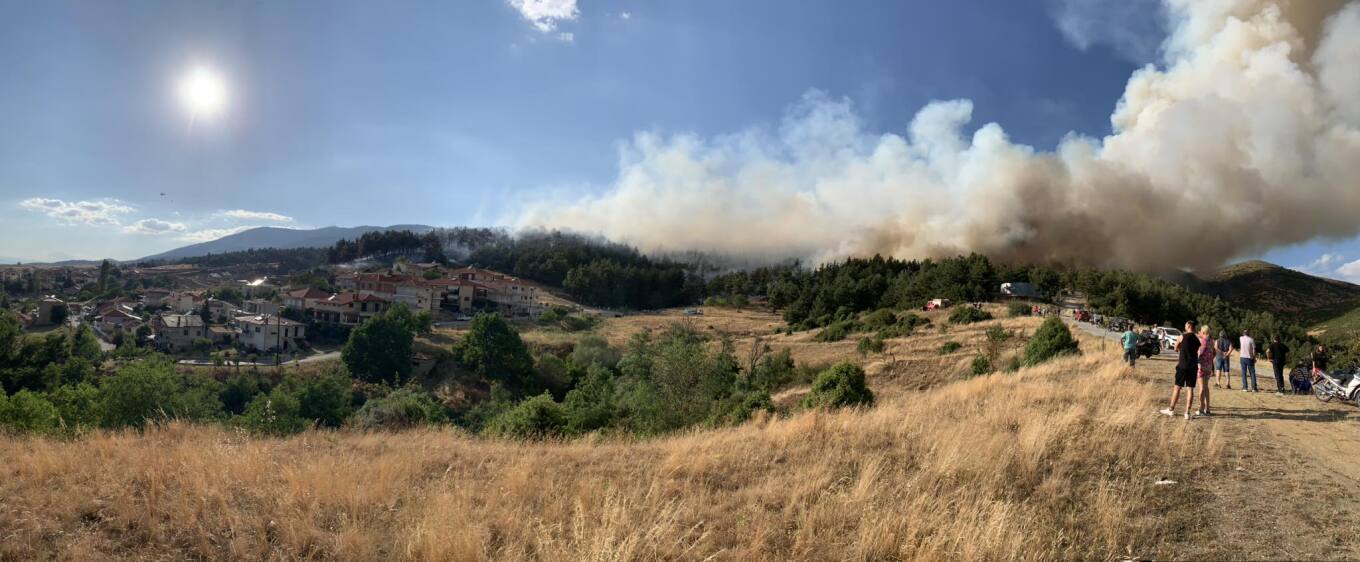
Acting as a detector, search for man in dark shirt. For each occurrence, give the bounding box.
[1162,320,1201,420]
[1268,336,1289,395]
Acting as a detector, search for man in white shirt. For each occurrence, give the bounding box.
[1239,330,1259,392]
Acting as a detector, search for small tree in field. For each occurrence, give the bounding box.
[802,362,874,409]
[342,305,415,384]
[1022,317,1080,367]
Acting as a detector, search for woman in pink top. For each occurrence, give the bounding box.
[1196,326,1216,416]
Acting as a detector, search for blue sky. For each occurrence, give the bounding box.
[0,0,1355,279]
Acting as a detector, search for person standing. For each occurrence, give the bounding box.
[1313,344,1331,376]
[1239,329,1259,392]
[1215,330,1233,389]
[1268,336,1290,395]
[1122,324,1139,367]
[1162,320,1201,420]
[1196,325,1216,415]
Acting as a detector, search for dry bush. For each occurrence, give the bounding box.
[0,351,1215,561]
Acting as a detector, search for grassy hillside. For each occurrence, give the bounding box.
[1195,260,1360,328]
[0,314,1224,561]
[0,352,1214,561]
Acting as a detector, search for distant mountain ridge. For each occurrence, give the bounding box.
[1185,260,1360,328]
[138,224,434,262]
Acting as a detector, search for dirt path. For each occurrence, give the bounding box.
[1073,319,1360,559]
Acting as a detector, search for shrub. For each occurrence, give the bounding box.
[0,390,60,434]
[48,383,104,433]
[971,355,993,376]
[802,362,874,409]
[939,341,963,355]
[708,390,774,426]
[949,306,993,325]
[100,359,223,428]
[486,392,567,439]
[857,336,885,355]
[1007,303,1032,317]
[1023,317,1081,367]
[220,374,262,416]
[813,320,854,342]
[562,364,617,434]
[294,372,354,428]
[352,388,447,430]
[239,388,308,436]
[569,334,620,371]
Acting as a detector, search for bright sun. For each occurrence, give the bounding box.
[176,65,228,120]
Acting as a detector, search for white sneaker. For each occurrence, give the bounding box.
[1276,391,1283,396]
[1184,413,1191,420]
[1159,408,1174,417]
[1242,388,1250,392]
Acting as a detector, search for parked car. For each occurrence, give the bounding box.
[1154,327,1184,350]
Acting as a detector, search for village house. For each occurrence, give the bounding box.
[151,314,206,352]
[37,297,66,325]
[97,308,143,334]
[238,277,280,298]
[169,291,205,314]
[236,315,306,352]
[446,267,545,317]
[282,287,330,312]
[310,292,389,326]
[350,273,439,313]
[140,288,173,308]
[205,298,240,321]
[243,298,280,316]
[207,325,235,346]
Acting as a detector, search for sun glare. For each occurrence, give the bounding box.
[176,65,228,120]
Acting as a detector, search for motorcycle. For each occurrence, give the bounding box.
[1135,333,1161,359]
[1312,368,1360,406]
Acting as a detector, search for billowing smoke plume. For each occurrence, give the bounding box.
[519,0,1360,271]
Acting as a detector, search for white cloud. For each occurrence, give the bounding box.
[558,32,575,42]
[620,11,631,20]
[218,209,294,222]
[507,0,578,33]
[1337,260,1360,283]
[178,226,255,243]
[19,197,133,226]
[1299,253,1345,275]
[123,218,188,235]
[1049,0,1167,63]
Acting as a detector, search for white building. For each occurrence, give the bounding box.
[236,315,307,353]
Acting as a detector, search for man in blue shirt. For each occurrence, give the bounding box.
[1122,325,1139,367]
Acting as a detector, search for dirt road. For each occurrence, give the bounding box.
[1072,319,1360,559]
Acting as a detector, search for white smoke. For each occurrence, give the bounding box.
[519,0,1360,272]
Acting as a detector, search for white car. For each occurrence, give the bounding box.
[1154,327,1184,350]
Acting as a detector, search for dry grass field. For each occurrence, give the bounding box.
[0,310,1222,561]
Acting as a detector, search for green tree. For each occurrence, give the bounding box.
[452,313,535,392]
[71,324,102,361]
[98,259,112,294]
[220,373,261,415]
[342,306,416,384]
[239,388,307,436]
[486,392,567,439]
[1022,317,1081,367]
[802,362,875,409]
[100,359,223,428]
[294,371,354,427]
[562,364,617,433]
[49,382,104,433]
[0,390,60,434]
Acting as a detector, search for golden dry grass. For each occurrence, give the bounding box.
[0,344,1216,561]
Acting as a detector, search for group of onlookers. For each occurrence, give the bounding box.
[1125,320,1337,420]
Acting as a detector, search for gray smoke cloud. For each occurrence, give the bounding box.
[519,0,1360,272]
